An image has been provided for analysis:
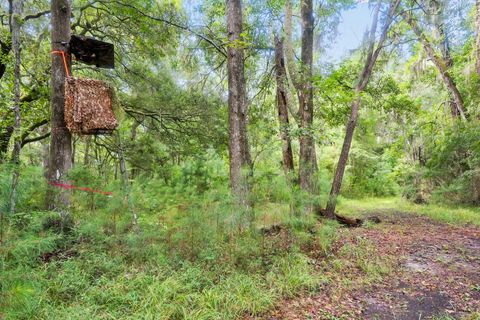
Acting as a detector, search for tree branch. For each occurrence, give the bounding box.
[20,119,48,143]
[103,0,227,57]
[21,132,50,147]
[23,10,50,21]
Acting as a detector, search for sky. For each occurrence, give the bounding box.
[321,3,372,63]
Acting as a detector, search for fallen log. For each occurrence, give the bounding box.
[334,213,364,227]
[317,208,380,227]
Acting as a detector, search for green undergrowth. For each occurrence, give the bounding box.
[2,163,471,319]
[0,212,396,320]
[0,207,328,320]
[337,197,480,226]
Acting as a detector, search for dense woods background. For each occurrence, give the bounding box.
[0,0,479,318]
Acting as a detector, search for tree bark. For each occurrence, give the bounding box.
[84,136,90,166]
[40,125,49,179]
[402,11,466,120]
[226,0,251,205]
[46,0,73,216]
[10,0,22,166]
[298,0,317,193]
[116,131,139,232]
[274,36,295,175]
[284,0,297,89]
[325,0,401,218]
[325,96,361,218]
[9,0,23,214]
[283,0,300,121]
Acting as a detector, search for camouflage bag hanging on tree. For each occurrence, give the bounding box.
[64,78,118,134]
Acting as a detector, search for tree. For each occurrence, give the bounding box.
[283,0,300,121]
[274,36,294,176]
[401,9,466,120]
[8,0,23,213]
[298,0,317,193]
[427,0,457,117]
[46,0,72,219]
[325,0,401,218]
[226,0,251,205]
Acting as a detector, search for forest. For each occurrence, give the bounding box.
[0,0,479,319]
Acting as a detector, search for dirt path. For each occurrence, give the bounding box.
[261,212,480,320]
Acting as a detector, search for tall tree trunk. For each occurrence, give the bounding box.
[46,0,73,217]
[283,0,300,121]
[9,0,23,214]
[274,36,295,175]
[325,96,361,218]
[226,0,251,205]
[83,136,90,166]
[41,125,50,177]
[284,0,296,88]
[402,12,466,120]
[298,0,317,193]
[325,0,401,218]
[116,131,139,232]
[129,120,139,178]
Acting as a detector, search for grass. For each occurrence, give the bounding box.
[1,239,319,319]
[337,197,480,226]
[2,189,478,319]
[0,206,326,320]
[0,200,393,320]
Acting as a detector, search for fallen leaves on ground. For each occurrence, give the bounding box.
[253,212,480,320]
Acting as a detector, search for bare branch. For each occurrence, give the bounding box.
[20,119,48,143]
[23,10,50,21]
[21,132,50,147]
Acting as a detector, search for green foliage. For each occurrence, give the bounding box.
[424,122,480,204]
[0,165,47,213]
[1,155,340,319]
[343,146,399,197]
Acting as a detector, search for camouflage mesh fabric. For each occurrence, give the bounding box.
[65,77,118,134]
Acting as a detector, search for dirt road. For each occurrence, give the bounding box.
[261,212,480,319]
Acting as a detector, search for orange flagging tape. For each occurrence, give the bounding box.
[51,50,70,78]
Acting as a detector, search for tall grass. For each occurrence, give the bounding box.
[0,163,335,319]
